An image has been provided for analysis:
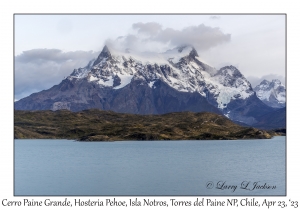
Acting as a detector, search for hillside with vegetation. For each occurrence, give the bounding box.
[14,109,278,141]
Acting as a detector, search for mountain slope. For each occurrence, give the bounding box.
[253,107,286,130]
[15,45,276,126]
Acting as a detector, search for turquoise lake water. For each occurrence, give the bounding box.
[14,137,286,196]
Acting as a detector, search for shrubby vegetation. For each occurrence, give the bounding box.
[14,109,276,141]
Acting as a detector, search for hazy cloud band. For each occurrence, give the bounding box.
[15,49,98,100]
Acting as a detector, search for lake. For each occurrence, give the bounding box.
[14,137,285,196]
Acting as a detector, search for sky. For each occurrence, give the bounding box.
[14,14,286,101]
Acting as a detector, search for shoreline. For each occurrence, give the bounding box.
[14,135,285,142]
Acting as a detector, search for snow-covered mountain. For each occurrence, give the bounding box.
[69,45,254,109]
[253,79,286,108]
[15,45,276,126]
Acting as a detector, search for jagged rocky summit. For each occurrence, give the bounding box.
[253,79,286,108]
[15,45,280,127]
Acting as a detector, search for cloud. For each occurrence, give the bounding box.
[15,49,97,64]
[132,22,162,36]
[15,49,98,100]
[156,24,231,51]
[107,22,231,53]
[15,22,231,101]
[210,15,221,20]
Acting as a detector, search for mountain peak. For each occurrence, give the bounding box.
[164,45,199,64]
[177,45,198,57]
[254,79,286,108]
[260,79,270,85]
[272,79,281,85]
[189,47,198,59]
[179,45,199,61]
[218,65,243,78]
[93,45,112,66]
[102,45,110,53]
[258,79,283,89]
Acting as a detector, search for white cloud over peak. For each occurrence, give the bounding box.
[106,22,231,53]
